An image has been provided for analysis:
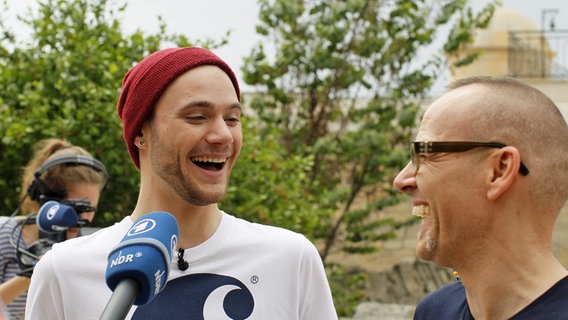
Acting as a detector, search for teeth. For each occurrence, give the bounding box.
[412,205,430,218]
[191,157,226,163]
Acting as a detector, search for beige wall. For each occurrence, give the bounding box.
[446,6,568,122]
[521,79,568,122]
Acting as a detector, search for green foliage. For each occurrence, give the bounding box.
[0,0,226,225]
[326,262,368,316]
[221,114,332,237]
[444,0,498,68]
[242,0,496,316]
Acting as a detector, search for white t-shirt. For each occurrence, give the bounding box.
[25,212,337,319]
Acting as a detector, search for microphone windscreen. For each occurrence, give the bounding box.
[105,212,179,305]
[36,200,78,233]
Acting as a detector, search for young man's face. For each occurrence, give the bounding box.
[144,65,242,206]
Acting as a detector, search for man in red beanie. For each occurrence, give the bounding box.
[26,47,337,319]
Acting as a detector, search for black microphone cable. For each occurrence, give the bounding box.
[177,248,189,271]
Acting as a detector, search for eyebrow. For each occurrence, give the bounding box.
[181,100,242,111]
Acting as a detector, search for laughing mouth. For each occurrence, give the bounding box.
[190,156,227,171]
[412,205,430,218]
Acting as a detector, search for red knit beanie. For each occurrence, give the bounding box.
[117,47,241,168]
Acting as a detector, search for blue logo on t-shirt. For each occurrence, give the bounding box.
[132,273,255,319]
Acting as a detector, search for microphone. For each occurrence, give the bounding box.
[100,212,179,320]
[36,200,79,233]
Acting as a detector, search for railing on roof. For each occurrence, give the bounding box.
[508,30,568,79]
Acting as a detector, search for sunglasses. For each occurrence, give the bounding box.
[411,141,530,175]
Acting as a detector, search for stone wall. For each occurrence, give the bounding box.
[340,260,454,320]
[344,302,415,320]
[366,259,454,305]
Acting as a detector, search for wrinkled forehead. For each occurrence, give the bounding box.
[417,85,484,140]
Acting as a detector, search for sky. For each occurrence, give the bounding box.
[3,0,568,92]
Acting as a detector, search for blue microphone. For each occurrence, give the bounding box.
[36,200,78,233]
[101,212,179,320]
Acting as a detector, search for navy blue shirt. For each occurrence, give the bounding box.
[414,276,568,319]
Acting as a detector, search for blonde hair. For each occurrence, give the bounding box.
[19,139,107,214]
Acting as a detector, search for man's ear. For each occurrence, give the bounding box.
[134,132,145,148]
[487,147,522,200]
[135,122,149,148]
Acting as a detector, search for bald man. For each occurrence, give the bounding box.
[394,76,568,319]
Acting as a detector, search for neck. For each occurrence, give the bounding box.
[131,195,223,249]
[16,218,39,245]
[175,205,222,248]
[133,166,228,248]
[458,251,567,319]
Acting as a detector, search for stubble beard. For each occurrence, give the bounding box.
[424,229,437,252]
[150,136,227,206]
[160,161,227,206]
[417,227,438,261]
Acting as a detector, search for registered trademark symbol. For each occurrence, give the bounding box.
[135,252,142,258]
[250,275,259,284]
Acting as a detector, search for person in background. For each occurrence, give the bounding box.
[394,76,568,319]
[0,300,9,320]
[0,138,107,320]
[26,47,337,319]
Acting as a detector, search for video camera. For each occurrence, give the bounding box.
[16,199,96,276]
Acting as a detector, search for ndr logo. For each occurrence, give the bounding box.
[170,235,178,256]
[154,269,166,295]
[110,250,137,268]
[47,205,59,220]
[127,219,156,236]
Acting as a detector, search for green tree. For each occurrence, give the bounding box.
[238,0,495,315]
[0,0,226,224]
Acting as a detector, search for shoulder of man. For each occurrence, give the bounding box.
[414,281,469,320]
[224,212,321,260]
[511,275,568,319]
